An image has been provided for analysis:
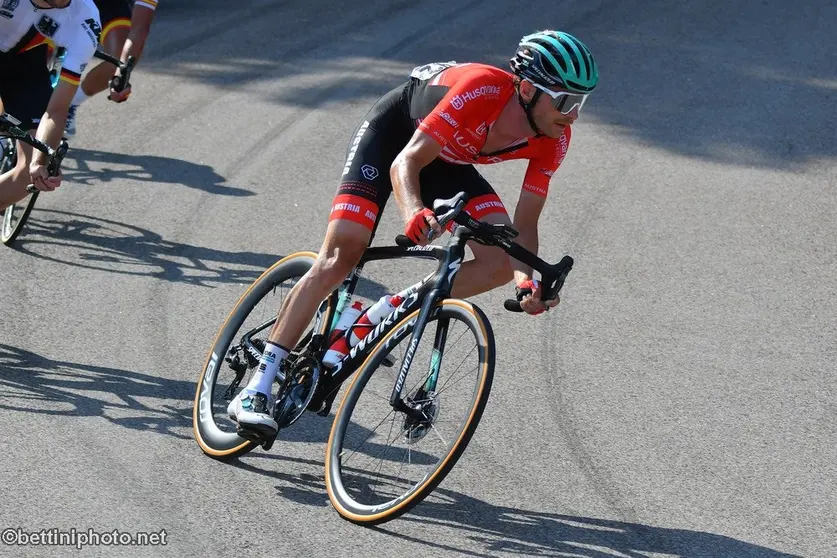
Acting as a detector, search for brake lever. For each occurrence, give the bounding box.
[108,55,136,100]
[26,139,69,193]
[47,139,69,176]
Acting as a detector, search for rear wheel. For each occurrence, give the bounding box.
[192,251,321,459]
[325,299,495,524]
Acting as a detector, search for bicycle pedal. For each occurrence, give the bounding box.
[381,355,395,367]
[236,426,264,443]
[261,435,277,451]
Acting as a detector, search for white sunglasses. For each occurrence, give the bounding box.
[531,83,589,115]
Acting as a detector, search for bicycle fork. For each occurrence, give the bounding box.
[390,255,462,421]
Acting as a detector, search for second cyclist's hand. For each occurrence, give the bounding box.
[28,163,62,192]
[405,208,441,245]
[108,81,131,103]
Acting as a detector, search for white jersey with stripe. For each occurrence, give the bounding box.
[0,0,101,77]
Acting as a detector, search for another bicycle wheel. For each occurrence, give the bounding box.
[193,251,319,459]
[0,138,38,245]
[325,299,495,524]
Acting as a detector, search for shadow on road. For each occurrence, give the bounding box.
[8,208,281,286]
[226,447,800,558]
[9,207,393,294]
[65,148,253,197]
[145,0,836,170]
[0,343,193,439]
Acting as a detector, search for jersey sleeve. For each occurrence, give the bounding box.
[522,127,572,197]
[58,15,101,83]
[135,0,159,11]
[417,69,507,147]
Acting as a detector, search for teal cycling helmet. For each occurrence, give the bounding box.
[510,30,599,93]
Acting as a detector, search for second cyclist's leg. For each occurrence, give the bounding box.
[0,49,53,210]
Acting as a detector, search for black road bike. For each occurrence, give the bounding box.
[192,192,573,524]
[0,49,134,244]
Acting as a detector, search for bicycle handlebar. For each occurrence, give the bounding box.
[1,113,70,194]
[93,50,135,98]
[394,191,573,312]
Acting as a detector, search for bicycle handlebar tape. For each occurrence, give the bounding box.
[395,234,414,247]
[504,299,524,312]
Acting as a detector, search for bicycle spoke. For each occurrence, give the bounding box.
[342,407,399,465]
[429,421,449,447]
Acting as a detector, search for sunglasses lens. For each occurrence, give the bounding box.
[554,93,587,115]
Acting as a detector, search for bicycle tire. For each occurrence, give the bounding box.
[325,299,495,524]
[0,140,39,245]
[193,251,318,460]
[1,191,39,244]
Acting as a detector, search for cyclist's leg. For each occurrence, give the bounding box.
[264,82,410,357]
[419,161,513,299]
[0,49,53,211]
[452,210,515,298]
[228,83,412,433]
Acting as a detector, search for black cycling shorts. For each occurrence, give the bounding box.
[0,47,53,130]
[331,82,508,235]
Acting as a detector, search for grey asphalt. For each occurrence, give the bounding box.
[1,0,835,556]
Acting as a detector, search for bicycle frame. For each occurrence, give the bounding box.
[301,225,474,418]
[228,192,572,422]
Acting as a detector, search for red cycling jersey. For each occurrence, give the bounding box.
[412,62,571,197]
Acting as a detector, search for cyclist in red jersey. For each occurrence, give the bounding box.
[228,30,600,438]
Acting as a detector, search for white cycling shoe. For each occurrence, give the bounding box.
[227,389,278,440]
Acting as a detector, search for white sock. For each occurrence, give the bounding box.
[71,87,89,107]
[245,342,289,396]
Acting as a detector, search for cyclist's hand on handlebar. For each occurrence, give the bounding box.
[28,163,62,192]
[108,81,131,103]
[516,279,560,316]
[405,207,441,245]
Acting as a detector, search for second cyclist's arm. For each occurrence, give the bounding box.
[32,80,77,164]
[390,130,442,222]
[121,4,157,63]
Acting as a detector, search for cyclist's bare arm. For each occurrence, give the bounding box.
[33,80,75,163]
[511,188,546,282]
[27,80,75,190]
[511,188,558,312]
[391,130,443,226]
[122,4,156,64]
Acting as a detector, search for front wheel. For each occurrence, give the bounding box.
[325,299,495,524]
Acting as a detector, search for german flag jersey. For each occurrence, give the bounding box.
[0,0,101,85]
